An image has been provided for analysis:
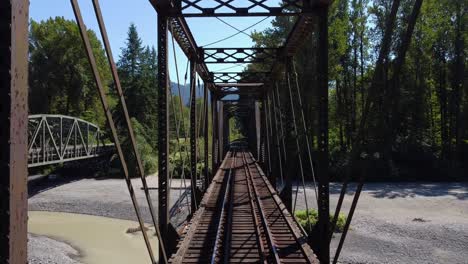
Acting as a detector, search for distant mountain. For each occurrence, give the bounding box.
[170,82,205,105]
[170,82,190,105]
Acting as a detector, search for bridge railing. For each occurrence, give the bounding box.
[28,114,111,167]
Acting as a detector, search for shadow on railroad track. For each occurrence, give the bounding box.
[324,182,468,200]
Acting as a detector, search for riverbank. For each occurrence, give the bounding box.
[28,177,468,263]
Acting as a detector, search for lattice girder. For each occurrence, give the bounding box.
[202,48,279,64]
[175,0,317,17]
[212,71,270,83]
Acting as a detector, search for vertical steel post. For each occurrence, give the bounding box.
[224,112,230,152]
[218,101,224,158]
[211,92,218,173]
[316,5,330,264]
[0,1,29,262]
[264,94,274,188]
[255,101,261,159]
[158,11,170,263]
[282,63,293,212]
[203,83,209,189]
[259,99,267,166]
[211,94,218,171]
[190,61,197,212]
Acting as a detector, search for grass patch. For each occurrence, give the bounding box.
[295,209,347,234]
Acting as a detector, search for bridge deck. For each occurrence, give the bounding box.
[170,147,318,264]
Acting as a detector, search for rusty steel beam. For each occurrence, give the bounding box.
[190,60,198,212]
[202,47,279,64]
[223,110,230,154]
[218,102,224,159]
[315,5,330,264]
[0,0,29,263]
[203,82,209,190]
[215,83,264,87]
[157,11,171,263]
[150,0,211,84]
[212,71,270,84]
[212,94,219,171]
[166,0,332,17]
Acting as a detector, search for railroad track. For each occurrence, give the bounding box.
[170,145,318,264]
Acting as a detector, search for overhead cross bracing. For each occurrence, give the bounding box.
[150,0,329,98]
[2,0,337,263]
[151,0,332,263]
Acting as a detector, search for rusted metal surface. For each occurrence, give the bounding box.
[315,6,330,264]
[158,11,171,263]
[212,95,219,171]
[190,61,198,212]
[202,48,279,64]
[169,147,318,263]
[150,0,211,83]
[218,102,224,160]
[169,153,230,263]
[167,0,328,17]
[203,83,210,190]
[0,0,29,262]
[255,101,261,160]
[212,71,270,84]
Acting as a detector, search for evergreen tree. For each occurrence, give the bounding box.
[116,24,159,175]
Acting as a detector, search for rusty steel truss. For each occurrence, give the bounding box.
[1,0,332,263]
[151,0,331,263]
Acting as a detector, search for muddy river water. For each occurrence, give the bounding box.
[28,211,158,264]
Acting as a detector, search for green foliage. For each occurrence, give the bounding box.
[169,138,210,179]
[295,209,347,234]
[250,0,467,179]
[118,118,158,177]
[229,117,243,141]
[116,23,158,149]
[109,24,160,177]
[29,17,111,127]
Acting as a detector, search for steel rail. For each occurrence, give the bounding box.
[170,152,231,264]
[250,153,318,263]
[70,1,156,262]
[210,150,236,264]
[90,1,168,262]
[241,150,278,264]
[222,151,235,264]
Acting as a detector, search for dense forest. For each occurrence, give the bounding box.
[250,0,466,180]
[29,0,466,180]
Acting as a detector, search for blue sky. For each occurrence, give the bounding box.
[30,0,273,84]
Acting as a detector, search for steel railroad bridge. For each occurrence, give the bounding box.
[28,114,113,167]
[2,1,364,264]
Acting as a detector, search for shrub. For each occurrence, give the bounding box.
[294,209,347,234]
